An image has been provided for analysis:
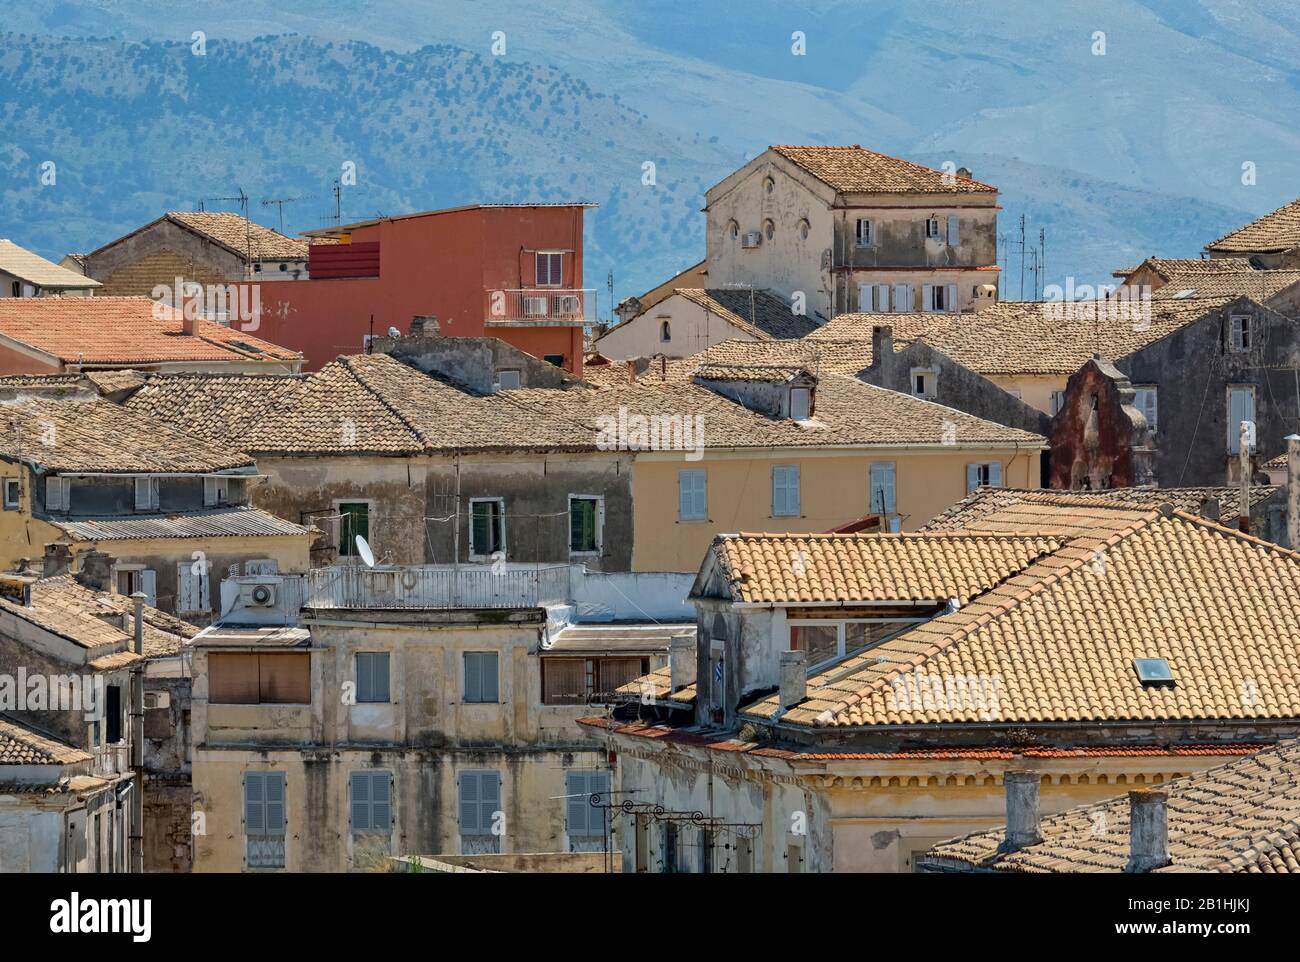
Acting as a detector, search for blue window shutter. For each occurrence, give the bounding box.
[464,653,481,703]
[356,654,371,703]
[244,773,264,836]
[988,462,1003,487]
[483,653,499,702]
[483,771,501,835]
[967,463,980,494]
[947,215,960,246]
[565,771,588,835]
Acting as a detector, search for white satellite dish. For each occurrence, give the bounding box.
[388,326,400,337]
[355,535,376,568]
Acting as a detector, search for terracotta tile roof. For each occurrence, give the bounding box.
[711,531,1063,605]
[690,338,879,378]
[164,212,309,261]
[742,510,1300,728]
[1207,198,1300,254]
[0,395,255,473]
[809,298,1241,376]
[120,372,305,445]
[1119,256,1254,280]
[52,506,310,542]
[922,486,1279,535]
[0,296,301,365]
[923,739,1300,873]
[0,239,101,289]
[770,146,997,194]
[0,717,90,765]
[614,664,697,706]
[1151,270,1300,302]
[0,573,196,657]
[672,289,820,340]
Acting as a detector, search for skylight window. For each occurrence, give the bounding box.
[1134,657,1174,686]
[1173,288,1197,299]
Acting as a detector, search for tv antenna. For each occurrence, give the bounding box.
[261,196,304,234]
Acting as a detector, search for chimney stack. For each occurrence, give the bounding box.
[180,291,200,336]
[1286,434,1300,549]
[626,360,637,384]
[1125,789,1170,872]
[408,315,439,338]
[42,542,71,578]
[999,771,1043,853]
[669,632,696,693]
[1199,496,1220,523]
[74,549,114,592]
[872,325,893,361]
[779,649,807,710]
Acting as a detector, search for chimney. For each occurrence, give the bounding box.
[1199,496,1220,523]
[669,632,696,692]
[626,360,637,384]
[74,549,114,592]
[999,771,1043,853]
[181,292,200,336]
[956,166,973,181]
[872,324,893,362]
[409,316,440,338]
[1125,789,1170,872]
[779,649,807,709]
[42,542,71,577]
[1286,434,1300,549]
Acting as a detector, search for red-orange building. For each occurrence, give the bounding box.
[235,203,595,373]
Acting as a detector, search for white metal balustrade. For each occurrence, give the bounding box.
[302,564,572,610]
[485,289,596,325]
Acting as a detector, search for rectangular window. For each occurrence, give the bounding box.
[789,387,811,420]
[3,478,18,510]
[772,464,800,517]
[203,476,231,506]
[349,770,392,835]
[925,217,942,239]
[855,218,873,247]
[869,462,896,515]
[663,822,679,873]
[594,657,646,701]
[176,561,211,614]
[355,652,390,704]
[1228,387,1256,454]
[469,498,506,558]
[536,252,564,287]
[337,501,370,557]
[1229,314,1251,352]
[1133,386,1158,432]
[569,496,602,554]
[678,469,707,521]
[45,476,70,512]
[463,651,499,704]
[244,771,286,868]
[946,214,961,246]
[114,566,156,607]
[105,685,122,744]
[911,368,937,399]
[458,769,502,853]
[542,658,587,705]
[790,624,839,667]
[565,769,610,845]
[1050,390,1066,415]
[496,369,522,390]
[134,476,159,511]
[209,652,310,705]
[892,283,913,312]
[858,282,891,312]
[699,828,714,874]
[967,461,1003,493]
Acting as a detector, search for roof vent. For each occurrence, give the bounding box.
[1133,657,1174,687]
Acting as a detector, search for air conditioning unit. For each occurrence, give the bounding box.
[741,231,763,249]
[366,570,396,594]
[523,296,548,316]
[239,581,277,607]
[143,691,170,710]
[557,295,581,314]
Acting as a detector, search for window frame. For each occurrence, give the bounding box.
[1133,385,1158,433]
[855,218,873,248]
[568,494,604,556]
[535,251,564,288]
[468,496,507,560]
[910,367,938,399]
[789,618,926,672]
[772,464,801,518]
[463,650,500,704]
[457,768,503,850]
[925,216,942,239]
[967,460,1004,494]
[868,461,897,516]
[1228,313,1251,353]
[789,386,811,421]
[495,368,522,390]
[1227,385,1257,454]
[678,469,707,522]
[349,769,393,835]
[2,478,19,510]
[355,651,391,704]
[334,499,373,558]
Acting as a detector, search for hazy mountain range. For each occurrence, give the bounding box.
[3,1,1296,306]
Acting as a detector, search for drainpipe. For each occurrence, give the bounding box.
[1286,434,1300,549]
[129,591,145,874]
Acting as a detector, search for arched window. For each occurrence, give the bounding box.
[712,613,727,642]
[764,219,775,241]
[764,176,775,194]
[660,320,671,342]
[728,219,740,239]
[798,219,810,241]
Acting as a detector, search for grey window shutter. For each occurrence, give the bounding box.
[483,653,499,702]
[946,284,958,312]
[265,773,285,835]
[877,284,890,311]
[566,771,588,835]
[203,476,218,506]
[483,771,501,835]
[967,463,980,493]
[464,653,481,702]
[141,569,157,607]
[245,773,265,835]
[351,771,371,832]
[458,772,479,834]
[357,654,370,703]
[373,773,392,832]
[988,462,1003,487]
[922,284,934,312]
[947,215,960,246]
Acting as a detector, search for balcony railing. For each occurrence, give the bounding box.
[302,564,572,610]
[485,289,596,326]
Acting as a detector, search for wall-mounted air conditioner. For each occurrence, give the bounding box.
[523,296,548,316]
[239,581,277,607]
[741,231,763,249]
[557,295,581,314]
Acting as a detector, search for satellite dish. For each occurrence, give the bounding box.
[355,535,376,568]
[388,326,400,337]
